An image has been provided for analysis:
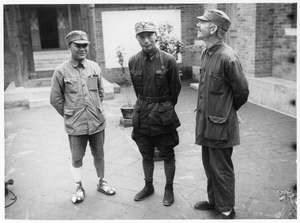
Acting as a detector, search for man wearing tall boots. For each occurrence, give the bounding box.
[128,21,181,206]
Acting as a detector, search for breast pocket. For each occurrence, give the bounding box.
[209,72,224,94]
[64,78,78,93]
[132,70,143,87]
[87,76,98,91]
[155,69,169,87]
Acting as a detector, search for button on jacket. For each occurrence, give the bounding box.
[50,58,106,135]
[195,40,249,148]
[129,48,181,136]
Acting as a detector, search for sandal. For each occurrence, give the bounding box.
[71,187,85,204]
[97,180,116,195]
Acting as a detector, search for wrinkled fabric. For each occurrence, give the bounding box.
[50,58,106,135]
[129,48,181,136]
[202,146,235,212]
[195,40,249,148]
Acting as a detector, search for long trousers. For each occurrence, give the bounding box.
[202,146,235,212]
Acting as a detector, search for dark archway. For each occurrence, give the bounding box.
[37,7,59,49]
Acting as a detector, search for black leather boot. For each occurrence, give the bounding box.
[134,179,154,201]
[163,183,174,206]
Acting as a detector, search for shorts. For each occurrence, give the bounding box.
[132,129,179,160]
[68,130,105,161]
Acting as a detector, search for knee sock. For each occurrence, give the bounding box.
[142,158,154,182]
[164,157,176,186]
[71,165,82,184]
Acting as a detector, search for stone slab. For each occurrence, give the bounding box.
[28,98,51,108]
[112,83,121,93]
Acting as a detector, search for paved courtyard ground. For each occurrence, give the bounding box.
[4,79,297,220]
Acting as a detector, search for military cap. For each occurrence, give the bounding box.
[197,9,231,31]
[65,30,90,45]
[135,22,156,35]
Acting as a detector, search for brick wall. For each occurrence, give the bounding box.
[236,3,296,81]
[235,3,257,77]
[4,3,296,88]
[272,3,296,81]
[255,3,275,77]
[94,4,203,83]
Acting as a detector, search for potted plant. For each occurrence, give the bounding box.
[156,22,184,60]
[115,45,134,120]
[156,22,184,78]
[184,40,206,63]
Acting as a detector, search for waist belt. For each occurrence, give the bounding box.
[138,95,171,103]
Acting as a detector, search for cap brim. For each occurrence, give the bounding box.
[197,15,210,21]
[73,40,90,44]
[136,30,156,35]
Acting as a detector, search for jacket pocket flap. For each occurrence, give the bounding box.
[64,109,74,116]
[158,102,173,112]
[64,78,77,84]
[208,116,227,124]
[132,70,142,77]
[156,69,169,75]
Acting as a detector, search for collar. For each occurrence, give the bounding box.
[205,39,225,57]
[70,58,87,68]
[142,47,158,60]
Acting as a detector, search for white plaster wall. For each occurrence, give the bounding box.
[101,9,181,68]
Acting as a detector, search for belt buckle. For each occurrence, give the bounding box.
[146,97,151,103]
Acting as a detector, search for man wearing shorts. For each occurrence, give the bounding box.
[50,30,115,203]
[128,22,181,206]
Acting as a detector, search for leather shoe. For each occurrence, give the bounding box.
[216,209,236,219]
[194,201,215,210]
[163,189,174,206]
[134,183,154,201]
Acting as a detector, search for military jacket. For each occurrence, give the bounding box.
[50,58,106,135]
[128,48,181,136]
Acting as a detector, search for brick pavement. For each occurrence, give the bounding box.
[4,79,296,220]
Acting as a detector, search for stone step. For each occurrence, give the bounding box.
[5,77,115,109]
[28,98,51,108]
[112,83,121,93]
[33,50,70,71]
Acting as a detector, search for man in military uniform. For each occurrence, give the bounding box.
[50,30,116,204]
[128,22,181,206]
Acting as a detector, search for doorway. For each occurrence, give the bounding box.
[37,8,59,49]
